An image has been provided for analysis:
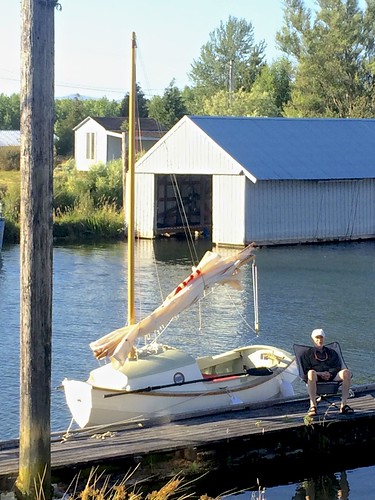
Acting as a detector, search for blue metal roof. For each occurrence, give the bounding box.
[189,116,375,180]
[0,130,21,147]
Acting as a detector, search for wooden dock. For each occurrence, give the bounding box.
[1,384,375,491]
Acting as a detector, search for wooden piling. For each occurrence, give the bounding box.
[16,0,56,498]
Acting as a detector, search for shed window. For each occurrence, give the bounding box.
[86,132,95,160]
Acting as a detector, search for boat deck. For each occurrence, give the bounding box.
[1,384,375,489]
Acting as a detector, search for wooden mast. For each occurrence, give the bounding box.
[127,32,136,337]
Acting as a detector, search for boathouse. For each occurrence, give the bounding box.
[134,116,375,246]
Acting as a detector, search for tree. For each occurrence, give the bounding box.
[202,88,279,117]
[252,58,293,115]
[55,96,121,156]
[148,80,187,128]
[189,16,266,97]
[120,83,149,118]
[55,97,86,156]
[277,0,375,117]
[0,93,21,129]
[83,96,121,117]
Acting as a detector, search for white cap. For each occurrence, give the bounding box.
[311,328,325,340]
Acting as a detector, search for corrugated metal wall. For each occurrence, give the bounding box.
[245,179,375,245]
[213,175,246,246]
[135,173,155,238]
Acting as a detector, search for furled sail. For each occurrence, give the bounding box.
[90,243,255,364]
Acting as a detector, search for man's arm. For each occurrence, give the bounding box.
[300,350,312,381]
[326,348,341,377]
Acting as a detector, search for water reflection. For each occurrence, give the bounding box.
[293,472,349,500]
[230,469,363,499]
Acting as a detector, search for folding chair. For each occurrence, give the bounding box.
[293,341,351,407]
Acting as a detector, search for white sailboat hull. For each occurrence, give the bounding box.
[63,345,298,429]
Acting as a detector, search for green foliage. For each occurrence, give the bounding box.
[120,84,149,117]
[55,97,87,156]
[53,160,125,241]
[53,201,125,242]
[0,146,20,170]
[256,58,293,112]
[148,80,187,128]
[0,93,20,129]
[202,88,279,117]
[53,159,90,212]
[0,160,125,243]
[189,16,266,96]
[85,160,123,209]
[0,178,21,243]
[278,0,375,118]
[53,158,123,213]
[54,96,122,156]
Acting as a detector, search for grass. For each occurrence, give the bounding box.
[0,168,126,244]
[0,169,20,192]
[53,467,222,500]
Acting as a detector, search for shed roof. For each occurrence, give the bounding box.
[0,130,21,147]
[189,116,375,180]
[74,116,166,135]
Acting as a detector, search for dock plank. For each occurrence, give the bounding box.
[1,386,375,483]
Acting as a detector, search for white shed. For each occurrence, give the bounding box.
[74,116,166,171]
[134,116,375,247]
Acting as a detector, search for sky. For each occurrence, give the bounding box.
[0,0,363,101]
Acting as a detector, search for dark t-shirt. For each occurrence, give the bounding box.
[301,346,341,381]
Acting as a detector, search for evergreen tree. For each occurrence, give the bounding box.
[148,80,187,128]
[120,84,149,118]
[55,97,87,156]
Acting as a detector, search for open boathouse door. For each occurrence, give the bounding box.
[155,174,212,238]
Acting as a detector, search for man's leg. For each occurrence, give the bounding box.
[337,368,352,409]
[307,369,318,410]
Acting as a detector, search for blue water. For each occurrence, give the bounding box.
[231,466,375,499]
[0,239,374,497]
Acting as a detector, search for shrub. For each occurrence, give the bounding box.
[0,146,20,171]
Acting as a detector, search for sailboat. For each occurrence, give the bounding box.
[62,33,298,430]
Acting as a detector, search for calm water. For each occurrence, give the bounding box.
[0,239,374,497]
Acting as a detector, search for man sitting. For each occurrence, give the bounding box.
[301,328,353,416]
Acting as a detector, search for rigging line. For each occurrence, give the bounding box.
[134,38,164,99]
[151,240,165,304]
[252,260,259,333]
[160,147,196,264]
[159,141,199,267]
[169,172,199,266]
[172,175,205,335]
[198,283,258,336]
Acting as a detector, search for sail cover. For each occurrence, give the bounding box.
[90,243,255,364]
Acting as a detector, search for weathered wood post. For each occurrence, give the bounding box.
[16,0,56,498]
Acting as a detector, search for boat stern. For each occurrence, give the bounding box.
[62,378,93,429]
